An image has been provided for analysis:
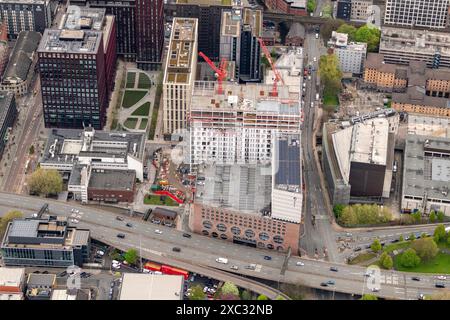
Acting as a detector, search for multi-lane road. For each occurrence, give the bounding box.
[0,193,447,300]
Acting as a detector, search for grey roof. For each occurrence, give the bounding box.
[88,170,135,191]
[393,86,450,109]
[27,274,55,288]
[275,134,301,189]
[8,220,39,238]
[71,230,90,246]
[38,29,102,54]
[2,31,41,82]
[286,22,305,39]
[153,207,178,219]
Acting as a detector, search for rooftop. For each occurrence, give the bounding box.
[286,22,305,38]
[266,48,303,98]
[392,86,450,109]
[38,29,102,54]
[274,134,301,193]
[88,169,135,191]
[27,273,56,288]
[0,267,25,288]
[51,288,90,300]
[119,273,184,300]
[407,114,450,138]
[221,8,261,38]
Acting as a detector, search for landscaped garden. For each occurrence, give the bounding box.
[138,73,151,89]
[131,102,150,116]
[122,90,147,108]
[123,117,138,129]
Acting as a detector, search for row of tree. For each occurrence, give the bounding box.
[28,168,63,196]
[336,204,393,227]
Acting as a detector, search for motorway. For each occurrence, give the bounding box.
[0,193,448,300]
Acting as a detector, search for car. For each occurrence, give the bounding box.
[435,282,446,288]
[411,277,421,281]
[326,280,335,285]
[353,247,362,252]
[126,223,133,227]
[71,209,79,213]
[164,222,173,227]
[364,272,371,277]
[230,265,239,270]
[151,219,161,224]
[296,261,305,266]
[308,75,311,80]
[390,239,400,243]
[42,271,49,274]
[172,247,181,252]
[58,271,68,277]
[330,267,338,272]
[154,229,163,234]
[313,57,317,62]
[418,293,426,300]
[96,250,105,256]
[371,287,380,292]
[33,271,41,274]
[320,282,328,287]
[116,216,124,221]
[182,233,192,238]
[315,33,319,39]
[117,233,125,239]
[437,275,447,280]
[263,255,272,260]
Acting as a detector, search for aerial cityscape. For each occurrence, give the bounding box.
[0,0,449,304]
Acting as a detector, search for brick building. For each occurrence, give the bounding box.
[87,169,136,203]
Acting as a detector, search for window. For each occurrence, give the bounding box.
[220,234,228,240]
[231,226,240,235]
[217,223,227,232]
[273,235,284,244]
[202,230,209,236]
[211,232,218,238]
[259,232,269,241]
[245,229,255,238]
[202,220,212,229]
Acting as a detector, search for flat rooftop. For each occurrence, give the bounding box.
[274,134,301,193]
[119,274,184,300]
[266,48,303,98]
[164,18,197,84]
[88,169,135,191]
[393,86,450,109]
[407,114,450,138]
[38,29,102,54]
[0,267,25,288]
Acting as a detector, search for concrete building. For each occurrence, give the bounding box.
[220,8,262,83]
[0,267,25,300]
[285,22,305,47]
[322,117,397,205]
[401,135,450,216]
[40,127,145,203]
[0,91,17,157]
[25,273,56,300]
[51,288,90,300]
[163,18,198,134]
[384,0,449,29]
[406,114,450,138]
[0,31,41,96]
[350,0,373,22]
[379,27,450,68]
[118,273,184,300]
[0,0,51,39]
[328,31,367,75]
[1,216,90,267]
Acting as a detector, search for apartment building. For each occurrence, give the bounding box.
[163,18,198,134]
[384,0,449,29]
[0,0,51,39]
[328,31,367,75]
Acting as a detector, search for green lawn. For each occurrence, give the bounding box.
[126,72,136,88]
[131,102,150,116]
[139,119,148,130]
[348,252,376,265]
[394,252,450,274]
[144,194,178,206]
[122,90,147,108]
[137,73,151,89]
[323,92,339,106]
[383,241,410,254]
[123,117,138,129]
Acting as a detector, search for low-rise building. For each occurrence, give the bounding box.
[26,273,56,300]
[285,22,305,47]
[264,0,307,16]
[51,288,91,300]
[406,115,450,138]
[0,267,25,300]
[87,169,136,203]
[328,31,367,75]
[0,91,18,157]
[118,273,184,300]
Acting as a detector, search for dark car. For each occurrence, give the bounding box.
[353,246,362,252]
[435,282,446,288]
[58,271,68,277]
[42,271,49,274]
[320,282,328,287]
[326,280,335,285]
[126,223,133,228]
[117,233,125,239]
[182,233,192,238]
[330,267,338,272]
[411,277,421,281]
[116,216,124,221]
[264,256,272,260]
[390,239,400,243]
[33,271,41,274]
[172,247,181,252]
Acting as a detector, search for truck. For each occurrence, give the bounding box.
[215,257,228,264]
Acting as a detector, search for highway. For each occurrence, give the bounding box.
[0,193,448,300]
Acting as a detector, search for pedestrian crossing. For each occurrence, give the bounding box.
[380,274,399,285]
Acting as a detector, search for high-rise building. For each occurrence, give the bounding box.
[162,18,198,135]
[220,8,262,83]
[0,0,52,39]
[384,0,449,29]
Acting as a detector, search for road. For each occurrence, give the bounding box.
[0,193,447,300]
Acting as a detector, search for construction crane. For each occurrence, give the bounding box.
[198,51,227,95]
[258,38,284,97]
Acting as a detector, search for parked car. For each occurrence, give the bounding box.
[437,275,447,280]
[117,233,125,239]
[42,271,49,274]
[154,229,163,234]
[296,261,305,266]
[58,271,68,277]
[126,223,133,228]
[320,282,328,287]
[182,233,192,238]
[330,267,338,272]
[411,277,421,281]
[326,280,335,285]
[116,216,124,221]
[230,265,239,270]
[353,247,362,252]
[371,287,380,292]
[435,282,446,288]
[263,255,272,260]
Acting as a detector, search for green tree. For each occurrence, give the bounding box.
[321,4,332,18]
[221,282,239,297]
[124,249,138,265]
[429,211,436,223]
[307,0,316,13]
[408,233,416,241]
[447,236,450,246]
[336,24,357,40]
[275,295,285,300]
[400,248,421,268]
[437,211,445,222]
[333,204,345,219]
[411,238,438,261]
[371,239,382,253]
[353,25,381,52]
[320,19,346,43]
[319,54,342,92]
[240,290,252,300]
[379,252,393,269]
[434,224,446,243]
[189,285,206,300]
[0,210,23,239]
[29,145,35,155]
[28,168,63,196]
[399,235,404,242]
[257,294,269,300]
[360,294,378,300]
[412,211,422,223]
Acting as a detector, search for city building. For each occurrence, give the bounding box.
[328,31,367,75]
[51,288,90,300]
[261,29,276,46]
[285,22,305,47]
[38,28,108,129]
[401,135,450,216]
[152,207,178,222]
[0,91,17,157]
[384,0,449,29]
[118,273,184,300]
[1,215,90,267]
[0,0,51,39]
[163,18,198,134]
[219,8,262,83]
[406,114,450,138]
[350,0,373,22]
[25,273,56,300]
[0,31,41,96]
[0,21,9,78]
[379,27,450,68]
[392,87,450,118]
[0,267,25,300]
[322,117,397,205]
[40,127,145,203]
[59,6,117,96]
[263,0,307,16]
[335,0,351,21]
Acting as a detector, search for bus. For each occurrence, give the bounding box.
[161,265,189,280]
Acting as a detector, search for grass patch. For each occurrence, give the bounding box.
[383,241,411,254]
[126,72,136,88]
[348,252,376,265]
[394,252,450,274]
[139,119,148,130]
[123,117,138,129]
[137,73,151,89]
[148,72,163,140]
[122,90,147,108]
[131,102,150,116]
[144,194,178,206]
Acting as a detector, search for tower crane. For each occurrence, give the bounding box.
[258,38,284,97]
[198,51,227,95]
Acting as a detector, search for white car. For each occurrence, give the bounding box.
[96,250,105,256]
[154,229,163,234]
[230,265,239,270]
[313,57,317,62]
[371,287,380,292]
[296,261,305,266]
[70,219,79,223]
[70,213,77,218]
[437,275,447,280]
[71,209,79,213]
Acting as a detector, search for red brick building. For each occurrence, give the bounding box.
[264,0,307,16]
[88,169,136,203]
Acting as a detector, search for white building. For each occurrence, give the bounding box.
[351,0,373,22]
[328,31,367,75]
[163,18,198,135]
[0,267,25,300]
[118,273,184,300]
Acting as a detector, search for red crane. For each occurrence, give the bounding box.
[198,51,227,94]
[258,38,284,97]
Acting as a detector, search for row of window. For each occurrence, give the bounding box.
[202,221,285,243]
[200,230,284,251]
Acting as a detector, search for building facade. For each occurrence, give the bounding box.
[0,267,25,300]
[328,31,367,75]
[263,0,307,16]
[0,91,17,157]
[335,0,351,21]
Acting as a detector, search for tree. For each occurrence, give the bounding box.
[447,236,450,246]
[321,4,333,18]
[219,293,240,300]
[371,239,382,253]
[221,281,239,297]
[0,210,23,238]
[319,54,342,93]
[306,0,316,13]
[29,145,35,155]
[28,168,63,196]
[400,248,421,268]
[429,211,436,223]
[275,295,285,300]
[333,204,345,219]
[353,25,381,52]
[412,211,421,223]
[240,290,252,300]
[124,249,138,265]
[336,24,357,40]
[434,224,446,243]
[399,235,404,242]
[437,211,445,222]
[360,294,378,300]
[379,252,393,269]
[408,233,416,241]
[257,294,269,300]
[189,285,206,300]
[320,19,346,43]
[411,238,438,262]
